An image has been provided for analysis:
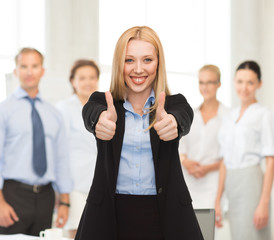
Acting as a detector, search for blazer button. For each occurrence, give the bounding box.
[158,188,163,194]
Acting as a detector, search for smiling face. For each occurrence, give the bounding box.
[14,51,45,94]
[234,69,262,105]
[71,65,99,99]
[123,39,158,100]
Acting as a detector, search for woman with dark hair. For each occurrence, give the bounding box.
[215,61,274,240]
[56,59,100,231]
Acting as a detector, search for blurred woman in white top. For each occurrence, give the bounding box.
[215,61,274,240]
[56,59,100,230]
[180,64,228,209]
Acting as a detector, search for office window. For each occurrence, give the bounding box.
[99,0,231,107]
[0,0,45,101]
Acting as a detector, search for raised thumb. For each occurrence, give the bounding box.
[156,91,166,121]
[105,91,117,122]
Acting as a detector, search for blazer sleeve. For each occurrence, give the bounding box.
[82,91,107,135]
[166,94,194,139]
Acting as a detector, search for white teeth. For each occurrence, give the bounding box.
[132,77,145,82]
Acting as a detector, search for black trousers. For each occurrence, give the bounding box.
[0,180,55,236]
[115,194,164,240]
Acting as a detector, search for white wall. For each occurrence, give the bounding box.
[258,0,274,111]
[42,0,99,104]
[231,0,274,110]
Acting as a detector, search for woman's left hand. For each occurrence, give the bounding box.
[253,202,269,230]
[154,92,178,141]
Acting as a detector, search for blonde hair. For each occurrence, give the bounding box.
[199,64,221,82]
[109,26,170,127]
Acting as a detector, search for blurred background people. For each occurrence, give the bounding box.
[215,61,274,240]
[0,47,72,236]
[56,59,99,232]
[180,64,228,209]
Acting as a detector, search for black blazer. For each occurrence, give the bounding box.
[75,91,204,240]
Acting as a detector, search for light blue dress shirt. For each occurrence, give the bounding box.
[116,90,157,195]
[0,87,72,193]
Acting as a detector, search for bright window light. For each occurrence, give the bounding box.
[0,0,45,102]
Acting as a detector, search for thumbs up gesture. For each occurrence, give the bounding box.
[95,91,117,140]
[154,92,178,141]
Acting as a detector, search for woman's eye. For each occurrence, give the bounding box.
[144,58,152,62]
[125,59,133,63]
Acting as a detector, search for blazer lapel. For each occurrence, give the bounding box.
[150,111,160,165]
[112,101,125,184]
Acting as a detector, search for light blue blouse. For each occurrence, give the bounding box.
[116,90,157,195]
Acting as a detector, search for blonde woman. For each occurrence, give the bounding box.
[75,26,204,240]
[180,65,228,209]
[215,61,274,240]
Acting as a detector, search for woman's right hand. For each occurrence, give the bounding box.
[215,201,223,228]
[95,91,117,140]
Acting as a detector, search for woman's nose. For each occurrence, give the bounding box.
[134,61,144,73]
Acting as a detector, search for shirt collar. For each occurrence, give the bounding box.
[14,86,43,102]
[124,89,155,114]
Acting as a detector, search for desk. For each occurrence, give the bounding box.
[0,234,73,240]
